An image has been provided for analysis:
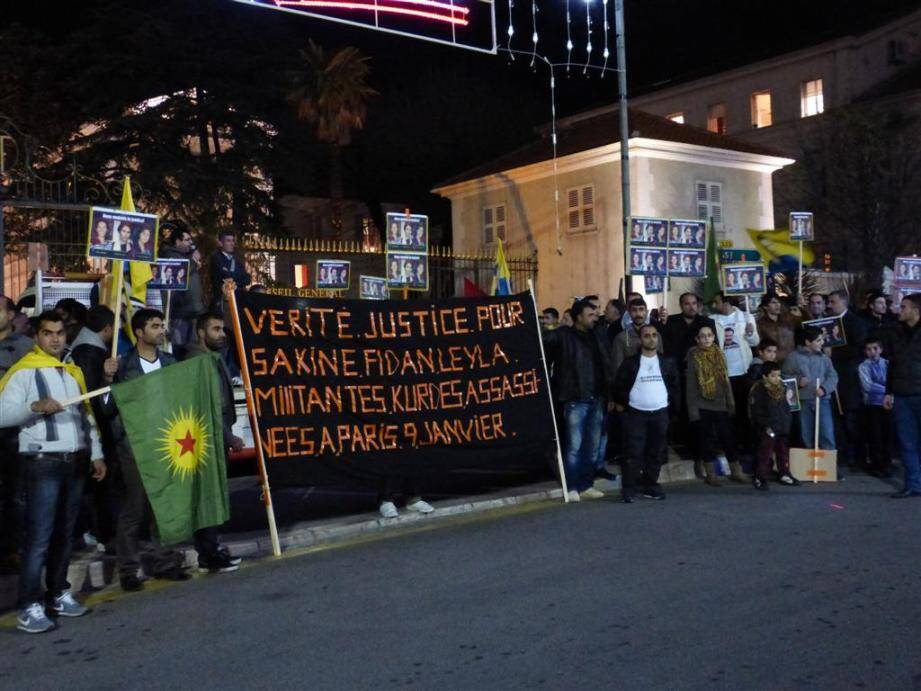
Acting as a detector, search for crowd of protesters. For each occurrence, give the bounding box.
[0,224,253,633]
[541,288,921,505]
[2,228,921,637]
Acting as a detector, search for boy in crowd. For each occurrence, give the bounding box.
[747,338,779,384]
[782,326,838,451]
[858,337,892,477]
[748,362,799,489]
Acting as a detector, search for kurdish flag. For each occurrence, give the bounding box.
[491,238,512,296]
[111,355,229,544]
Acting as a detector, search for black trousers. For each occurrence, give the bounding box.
[0,430,25,556]
[730,376,751,455]
[863,405,893,474]
[622,407,669,497]
[835,407,867,469]
[698,409,738,464]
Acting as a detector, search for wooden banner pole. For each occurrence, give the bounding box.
[111,264,124,359]
[813,378,821,484]
[60,385,111,408]
[527,278,570,503]
[798,240,804,298]
[227,284,282,557]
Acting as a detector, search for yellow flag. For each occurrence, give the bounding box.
[117,178,154,302]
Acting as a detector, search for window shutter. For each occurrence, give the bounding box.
[496,205,507,241]
[696,182,708,203]
[484,208,493,225]
[568,189,579,209]
[483,207,493,244]
[569,210,580,230]
[581,186,593,206]
[709,184,721,204]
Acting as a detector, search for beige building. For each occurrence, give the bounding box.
[433,109,793,313]
[627,7,921,155]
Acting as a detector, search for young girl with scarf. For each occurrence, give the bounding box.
[686,325,749,486]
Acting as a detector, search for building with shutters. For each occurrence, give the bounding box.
[432,108,793,312]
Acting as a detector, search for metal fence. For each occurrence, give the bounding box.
[241,236,538,299]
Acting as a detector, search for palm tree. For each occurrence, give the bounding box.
[288,40,376,238]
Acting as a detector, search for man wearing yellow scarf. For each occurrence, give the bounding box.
[0,310,107,634]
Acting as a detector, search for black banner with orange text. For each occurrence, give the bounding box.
[233,291,555,486]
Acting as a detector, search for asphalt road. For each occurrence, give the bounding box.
[2,474,920,690]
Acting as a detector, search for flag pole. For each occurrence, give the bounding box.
[797,240,804,298]
[60,385,112,407]
[527,278,570,503]
[111,263,124,359]
[226,283,281,557]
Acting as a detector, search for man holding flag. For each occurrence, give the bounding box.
[0,311,108,634]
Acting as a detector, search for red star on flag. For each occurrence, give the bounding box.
[176,430,197,457]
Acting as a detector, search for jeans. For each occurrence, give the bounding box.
[622,408,669,497]
[595,412,610,471]
[18,454,86,608]
[893,395,921,493]
[799,398,835,450]
[563,399,605,493]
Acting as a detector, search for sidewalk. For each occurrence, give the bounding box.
[0,457,698,613]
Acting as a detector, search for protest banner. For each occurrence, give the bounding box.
[231,291,556,488]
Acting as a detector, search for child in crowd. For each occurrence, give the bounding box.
[686,324,748,486]
[858,337,892,477]
[782,326,838,451]
[748,361,799,489]
[747,337,779,384]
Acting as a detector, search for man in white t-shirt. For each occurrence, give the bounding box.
[612,324,680,503]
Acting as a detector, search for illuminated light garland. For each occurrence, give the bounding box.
[276,0,470,24]
[601,0,609,75]
[583,0,592,74]
[529,0,538,67]
[565,0,573,72]
[507,0,515,57]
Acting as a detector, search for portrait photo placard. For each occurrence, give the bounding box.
[385,213,429,253]
[667,249,706,277]
[644,275,665,294]
[802,315,847,349]
[148,259,190,291]
[316,260,351,290]
[668,219,707,249]
[789,212,814,242]
[894,256,921,286]
[386,252,429,290]
[782,378,801,412]
[721,263,767,295]
[629,217,669,248]
[87,207,159,262]
[360,275,389,300]
[629,247,668,276]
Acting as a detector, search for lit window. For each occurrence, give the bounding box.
[707,104,727,134]
[801,79,824,117]
[750,91,772,128]
[566,185,596,233]
[667,112,685,124]
[483,204,506,245]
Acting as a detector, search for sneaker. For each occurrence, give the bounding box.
[566,490,581,502]
[779,474,801,486]
[17,602,55,634]
[621,494,635,504]
[753,477,770,491]
[579,488,605,500]
[641,488,665,500]
[49,591,87,618]
[217,548,242,567]
[405,498,434,514]
[199,551,241,574]
[379,501,399,519]
[595,469,618,481]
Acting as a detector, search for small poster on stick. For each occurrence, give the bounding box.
[360,276,389,300]
[721,263,767,296]
[316,260,351,290]
[148,259,190,291]
[789,212,814,241]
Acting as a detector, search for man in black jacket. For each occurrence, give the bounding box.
[184,313,242,573]
[884,293,921,498]
[105,309,189,590]
[612,324,680,502]
[68,306,119,549]
[160,225,206,358]
[828,290,869,473]
[209,230,251,310]
[542,298,615,500]
[663,293,715,474]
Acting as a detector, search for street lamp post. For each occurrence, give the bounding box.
[614,0,631,293]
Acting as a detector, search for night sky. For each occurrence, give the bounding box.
[6,0,921,227]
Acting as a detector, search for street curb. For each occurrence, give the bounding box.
[0,459,700,613]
